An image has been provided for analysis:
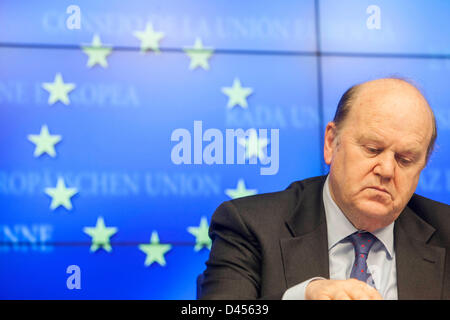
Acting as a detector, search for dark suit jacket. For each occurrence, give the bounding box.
[199,175,450,300]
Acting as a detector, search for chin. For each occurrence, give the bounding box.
[353,201,395,230]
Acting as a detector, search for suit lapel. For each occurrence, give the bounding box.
[395,206,446,299]
[280,223,329,288]
[280,177,330,288]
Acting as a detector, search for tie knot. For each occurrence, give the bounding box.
[348,231,377,255]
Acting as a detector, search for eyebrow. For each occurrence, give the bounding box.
[357,135,423,157]
[356,135,384,146]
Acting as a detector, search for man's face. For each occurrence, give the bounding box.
[324,80,433,231]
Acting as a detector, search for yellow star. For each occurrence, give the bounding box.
[81,34,112,68]
[183,38,214,70]
[83,217,118,252]
[27,125,62,158]
[42,73,76,105]
[225,179,258,199]
[45,177,78,210]
[133,23,164,53]
[221,78,253,109]
[139,231,172,267]
[238,129,269,161]
[187,217,212,251]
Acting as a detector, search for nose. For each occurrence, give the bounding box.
[373,152,395,181]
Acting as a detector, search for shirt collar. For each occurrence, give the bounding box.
[322,176,394,258]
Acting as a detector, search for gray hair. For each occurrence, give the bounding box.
[332,78,437,163]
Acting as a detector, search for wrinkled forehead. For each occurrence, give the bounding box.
[349,80,433,129]
[343,79,434,147]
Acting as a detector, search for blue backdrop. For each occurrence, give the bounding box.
[0,0,449,299]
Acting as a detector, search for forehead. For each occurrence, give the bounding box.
[344,80,433,148]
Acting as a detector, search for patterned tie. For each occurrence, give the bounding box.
[348,231,377,287]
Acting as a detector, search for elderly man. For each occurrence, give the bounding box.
[199,78,450,300]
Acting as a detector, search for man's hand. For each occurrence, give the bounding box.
[305,279,383,300]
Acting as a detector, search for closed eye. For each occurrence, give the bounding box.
[396,156,413,166]
[365,146,381,154]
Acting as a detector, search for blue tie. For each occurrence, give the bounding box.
[348,231,377,287]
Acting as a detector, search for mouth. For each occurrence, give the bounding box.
[367,186,391,196]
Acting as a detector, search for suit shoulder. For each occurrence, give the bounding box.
[409,194,450,243]
[409,193,450,216]
[222,175,325,222]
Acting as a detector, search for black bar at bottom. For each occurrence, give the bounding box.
[0,300,448,319]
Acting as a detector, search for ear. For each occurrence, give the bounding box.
[324,122,338,165]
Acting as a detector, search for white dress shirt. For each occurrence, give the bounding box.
[282,176,398,300]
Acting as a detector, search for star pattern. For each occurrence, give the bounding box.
[82,34,113,68]
[27,125,62,158]
[42,73,76,105]
[44,177,78,210]
[187,217,212,251]
[221,78,253,109]
[133,23,165,53]
[225,179,258,199]
[25,24,270,268]
[238,129,269,161]
[183,38,214,70]
[83,217,118,252]
[139,231,172,266]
